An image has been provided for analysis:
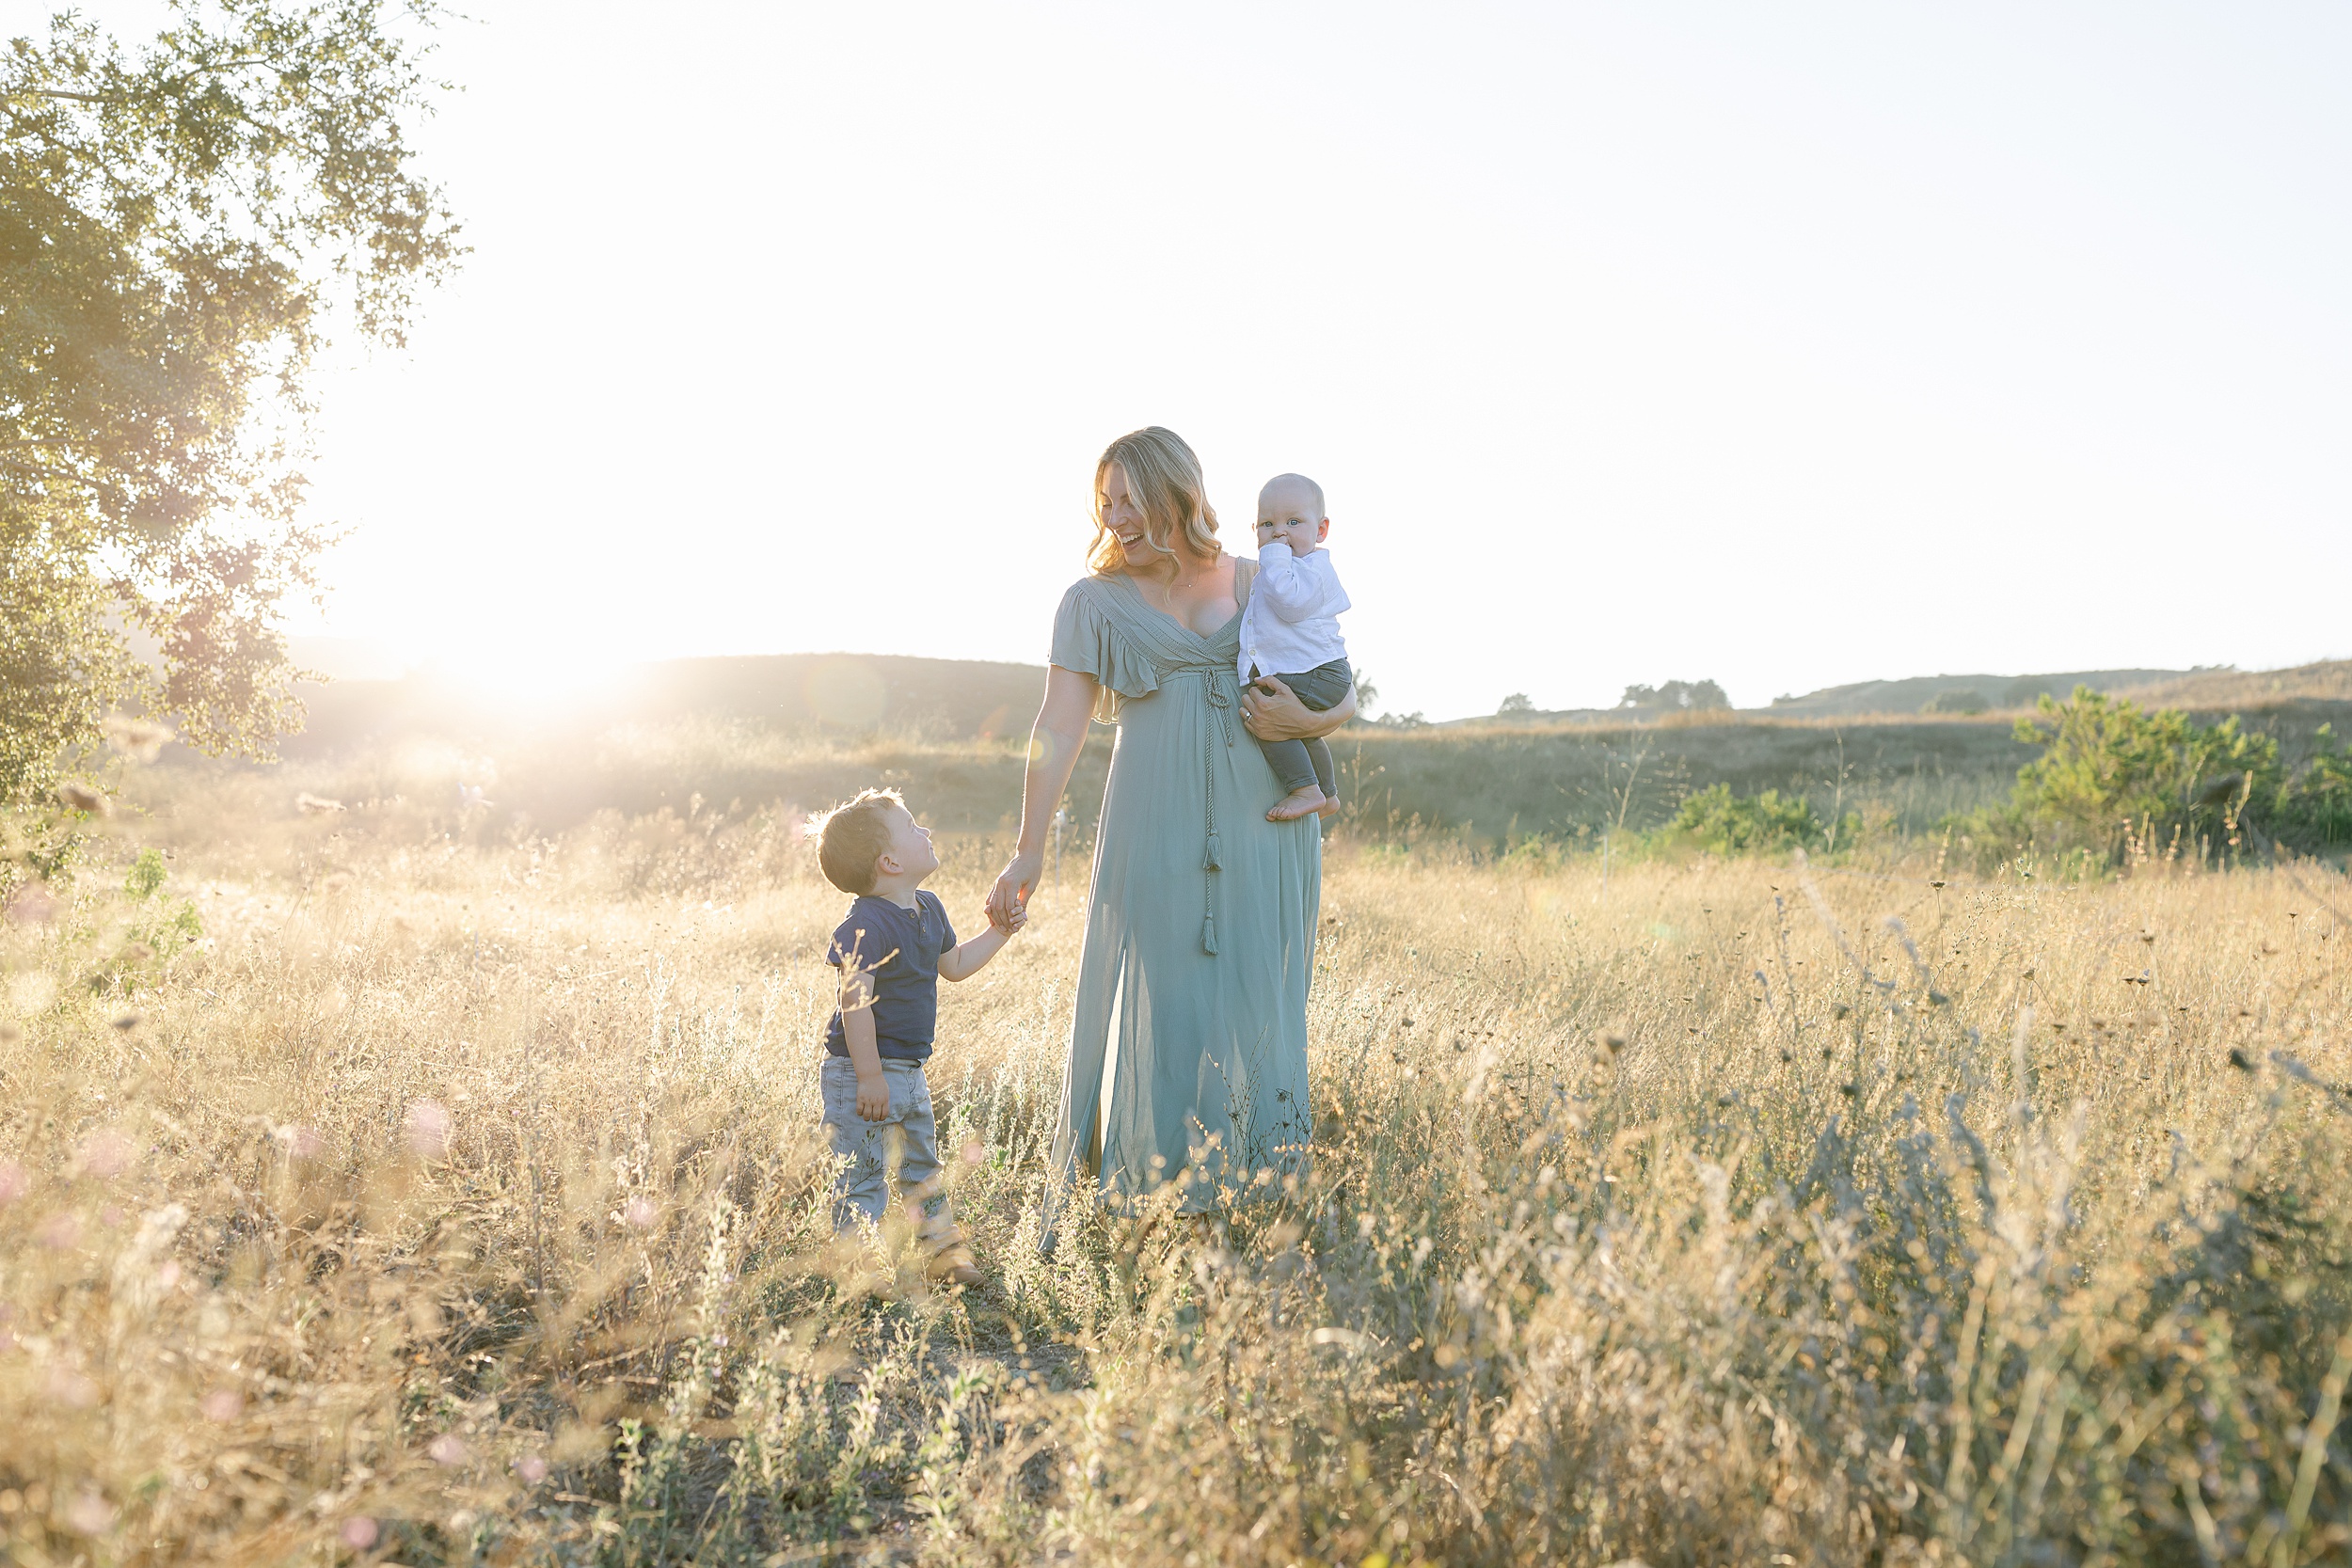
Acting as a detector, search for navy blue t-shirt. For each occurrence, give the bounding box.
[823,891,955,1063]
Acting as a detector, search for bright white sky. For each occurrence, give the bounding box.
[183,3,2352,716]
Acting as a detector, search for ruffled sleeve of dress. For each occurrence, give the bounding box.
[1050,578,1160,722]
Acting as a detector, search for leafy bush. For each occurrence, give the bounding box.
[2265,723,2352,849]
[124,847,169,899]
[2,800,94,895]
[1663,783,1846,855]
[2008,687,2278,857]
[1953,688,2352,865]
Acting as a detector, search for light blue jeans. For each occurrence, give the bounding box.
[820,1056,957,1243]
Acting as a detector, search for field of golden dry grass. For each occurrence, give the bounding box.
[2,784,2348,1565]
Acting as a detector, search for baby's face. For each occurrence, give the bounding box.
[1254,483,1329,555]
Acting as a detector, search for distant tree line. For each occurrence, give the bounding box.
[1485,680,1736,720]
[1618,679,1729,713]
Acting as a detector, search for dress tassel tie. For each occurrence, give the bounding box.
[1198,668,1234,958]
[1204,670,1236,742]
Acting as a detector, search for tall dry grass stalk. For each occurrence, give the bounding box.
[1,806,2346,1564]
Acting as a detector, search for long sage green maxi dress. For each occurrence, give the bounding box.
[1043,561,1321,1232]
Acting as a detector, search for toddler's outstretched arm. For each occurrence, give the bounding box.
[940,904,1022,981]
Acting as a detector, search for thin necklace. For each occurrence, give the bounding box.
[1154,554,1219,607]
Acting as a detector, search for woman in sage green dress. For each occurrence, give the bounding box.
[987,427,1356,1237]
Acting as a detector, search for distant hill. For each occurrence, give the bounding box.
[1461,668,2198,726]
[1453,661,2352,726]
[1761,670,2196,718]
[144,649,2352,840]
[2117,660,2352,710]
[282,652,1047,758]
[269,653,2352,752]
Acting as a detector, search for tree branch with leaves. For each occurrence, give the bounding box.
[1,0,460,810]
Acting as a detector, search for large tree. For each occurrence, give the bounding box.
[1,0,458,804]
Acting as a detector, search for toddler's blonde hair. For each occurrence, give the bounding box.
[809,787,904,895]
[1087,426,1219,575]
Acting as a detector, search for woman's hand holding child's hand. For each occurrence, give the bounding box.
[987,849,1042,933]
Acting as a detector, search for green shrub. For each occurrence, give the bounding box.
[2007,688,2277,857]
[1663,784,1842,855]
[2265,723,2352,849]
[2,804,88,894]
[1952,689,2352,865]
[125,847,169,899]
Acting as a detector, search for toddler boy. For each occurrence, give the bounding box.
[1240,472,1353,821]
[813,787,1020,1286]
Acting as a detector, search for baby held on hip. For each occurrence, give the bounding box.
[1244,472,1352,824]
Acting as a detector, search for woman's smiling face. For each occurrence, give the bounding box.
[1099,462,1156,567]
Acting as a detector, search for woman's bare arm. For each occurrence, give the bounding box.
[1241,677,1357,742]
[987,665,1098,927]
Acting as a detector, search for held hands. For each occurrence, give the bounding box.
[986,849,1043,933]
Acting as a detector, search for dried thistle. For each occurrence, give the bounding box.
[56,782,109,816]
[102,715,175,764]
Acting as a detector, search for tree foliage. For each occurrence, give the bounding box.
[1,0,458,803]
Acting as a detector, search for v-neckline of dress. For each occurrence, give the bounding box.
[1113,558,1248,643]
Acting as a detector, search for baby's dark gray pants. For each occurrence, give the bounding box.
[1250,657,1353,798]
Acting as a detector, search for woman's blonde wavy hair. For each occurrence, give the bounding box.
[1087,426,1220,576]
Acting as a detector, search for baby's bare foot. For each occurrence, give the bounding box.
[1315,794,1342,819]
[1268,787,1327,822]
